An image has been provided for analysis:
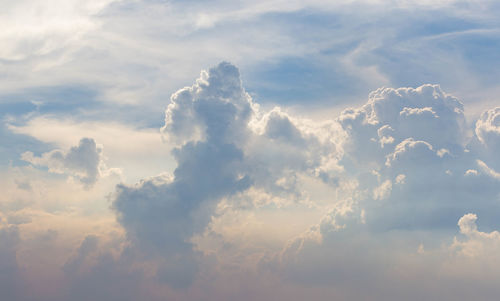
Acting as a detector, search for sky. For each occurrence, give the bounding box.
[1,0,500,300]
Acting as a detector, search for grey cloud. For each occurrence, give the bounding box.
[0,226,22,300]
[264,109,307,146]
[21,138,105,187]
[6,213,32,225]
[63,235,99,275]
[113,62,344,289]
[19,62,491,299]
[273,213,500,301]
[266,83,500,297]
[61,235,149,301]
[0,60,500,301]
[114,62,254,288]
[114,63,500,294]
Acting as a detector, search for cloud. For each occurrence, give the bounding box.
[1,0,500,297]
[0,0,117,61]
[21,137,112,187]
[4,59,500,300]
[3,0,499,113]
[454,213,500,257]
[249,77,500,298]
[339,85,466,157]
[0,226,22,300]
[474,107,500,170]
[9,118,175,183]
[269,211,500,301]
[475,107,500,148]
[373,179,392,200]
[114,61,344,289]
[114,62,255,288]
[112,62,500,295]
[326,83,500,233]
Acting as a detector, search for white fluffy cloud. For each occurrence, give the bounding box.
[454,213,500,257]
[474,107,500,171]
[476,107,500,148]
[329,83,500,233]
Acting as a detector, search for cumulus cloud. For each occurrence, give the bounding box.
[114,62,255,288]
[4,61,500,300]
[325,83,500,232]
[110,62,500,295]
[454,213,500,257]
[475,107,500,149]
[113,62,345,288]
[474,107,500,171]
[21,137,116,187]
[339,85,465,162]
[258,78,500,298]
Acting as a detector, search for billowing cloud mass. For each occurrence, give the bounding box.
[107,62,500,299]
[113,62,340,287]
[114,62,255,287]
[2,61,500,300]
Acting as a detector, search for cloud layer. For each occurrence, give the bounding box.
[2,61,500,300]
[111,62,500,299]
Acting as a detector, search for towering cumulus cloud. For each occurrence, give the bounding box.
[326,84,500,231]
[112,62,343,288]
[113,62,254,287]
[109,62,500,298]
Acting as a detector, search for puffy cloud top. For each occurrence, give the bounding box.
[339,85,465,165]
[458,213,479,235]
[162,61,254,147]
[475,107,500,150]
[108,62,500,295]
[115,62,255,288]
[113,62,345,288]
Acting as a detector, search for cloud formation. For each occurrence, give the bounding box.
[114,62,255,287]
[113,61,344,288]
[3,61,500,300]
[0,226,21,300]
[21,137,113,187]
[3,0,500,298]
[110,62,500,298]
